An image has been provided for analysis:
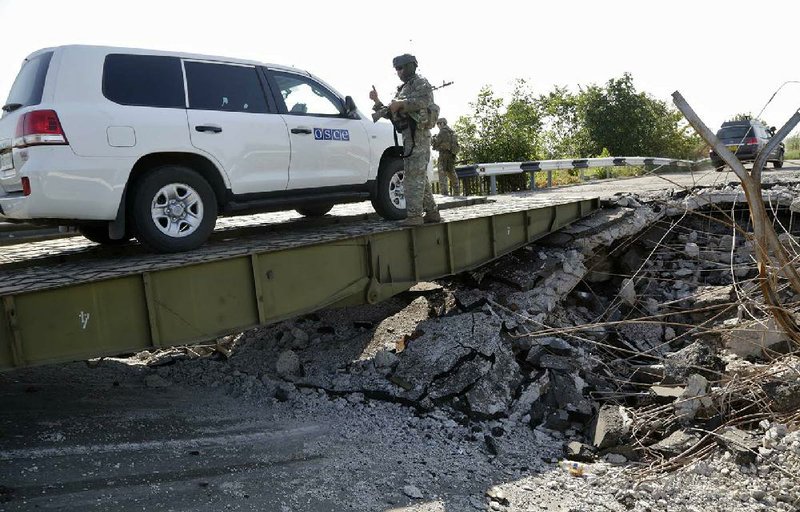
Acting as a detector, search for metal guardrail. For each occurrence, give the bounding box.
[455,157,695,195]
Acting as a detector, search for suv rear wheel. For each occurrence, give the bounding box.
[131,165,217,253]
[774,149,784,169]
[371,158,406,220]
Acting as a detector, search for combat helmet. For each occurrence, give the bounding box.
[392,54,417,68]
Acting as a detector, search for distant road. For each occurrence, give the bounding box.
[504,161,800,200]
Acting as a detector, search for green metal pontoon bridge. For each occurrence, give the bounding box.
[0,195,598,370]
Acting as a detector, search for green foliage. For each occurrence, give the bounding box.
[730,112,754,121]
[577,73,699,159]
[536,86,589,159]
[785,133,800,152]
[455,73,701,167]
[453,80,542,165]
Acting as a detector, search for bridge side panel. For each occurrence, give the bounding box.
[493,212,528,254]
[3,277,151,367]
[256,241,370,322]
[449,217,494,272]
[147,257,259,346]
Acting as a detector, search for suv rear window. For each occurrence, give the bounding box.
[717,126,753,140]
[5,51,53,110]
[103,54,185,108]
[184,62,268,114]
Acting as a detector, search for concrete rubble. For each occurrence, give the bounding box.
[147,181,800,510]
[6,178,800,511]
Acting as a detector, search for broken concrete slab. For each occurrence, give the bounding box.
[724,317,792,359]
[508,371,550,424]
[765,379,800,413]
[276,350,303,381]
[538,355,575,372]
[453,289,489,311]
[564,441,596,462]
[674,374,713,422]
[663,341,724,384]
[650,430,701,456]
[689,285,736,323]
[591,405,632,450]
[548,372,593,422]
[648,385,685,404]
[717,427,759,464]
[616,322,665,356]
[486,249,553,291]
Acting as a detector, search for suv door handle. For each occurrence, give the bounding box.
[291,128,313,135]
[195,125,222,133]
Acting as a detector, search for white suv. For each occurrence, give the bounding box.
[0,45,409,252]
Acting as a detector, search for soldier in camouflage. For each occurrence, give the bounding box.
[369,53,440,226]
[432,118,461,196]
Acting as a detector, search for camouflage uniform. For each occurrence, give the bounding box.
[372,56,439,222]
[432,119,460,196]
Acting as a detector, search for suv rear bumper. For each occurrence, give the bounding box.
[0,146,131,222]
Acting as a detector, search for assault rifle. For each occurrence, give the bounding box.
[371,80,454,123]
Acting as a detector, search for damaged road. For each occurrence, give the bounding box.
[2,167,800,512]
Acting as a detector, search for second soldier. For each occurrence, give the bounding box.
[432,117,460,196]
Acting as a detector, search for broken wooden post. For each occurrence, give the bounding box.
[672,91,800,346]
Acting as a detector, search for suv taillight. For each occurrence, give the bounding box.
[744,137,758,145]
[13,110,68,148]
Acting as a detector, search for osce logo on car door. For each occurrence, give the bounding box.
[314,128,350,141]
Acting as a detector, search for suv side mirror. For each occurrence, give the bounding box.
[344,96,358,118]
[769,126,777,136]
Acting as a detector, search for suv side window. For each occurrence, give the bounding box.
[184,61,268,114]
[103,54,185,108]
[5,51,53,111]
[270,71,343,116]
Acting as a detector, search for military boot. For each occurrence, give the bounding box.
[423,210,442,223]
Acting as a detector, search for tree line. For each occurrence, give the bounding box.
[452,73,704,165]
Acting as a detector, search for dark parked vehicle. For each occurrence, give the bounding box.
[710,119,784,170]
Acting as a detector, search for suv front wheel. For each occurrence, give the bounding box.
[371,158,406,220]
[131,165,217,253]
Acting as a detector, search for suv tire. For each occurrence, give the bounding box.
[79,224,131,246]
[774,150,784,169]
[296,203,334,217]
[371,158,406,220]
[131,165,217,253]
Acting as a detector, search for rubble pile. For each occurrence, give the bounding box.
[139,181,800,510]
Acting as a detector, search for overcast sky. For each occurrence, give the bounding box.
[1,0,798,141]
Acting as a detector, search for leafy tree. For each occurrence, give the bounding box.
[730,113,754,121]
[452,81,543,192]
[455,73,701,172]
[536,86,588,159]
[787,133,800,151]
[577,73,699,159]
[453,80,542,164]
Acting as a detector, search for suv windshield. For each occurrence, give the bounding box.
[3,52,53,114]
